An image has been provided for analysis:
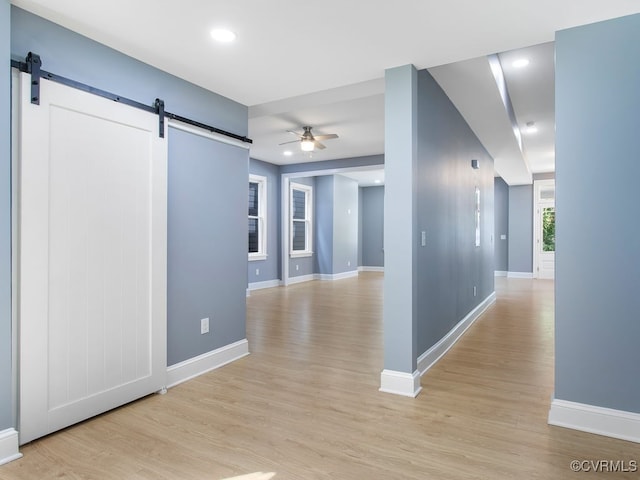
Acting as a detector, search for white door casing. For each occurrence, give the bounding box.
[18,72,167,444]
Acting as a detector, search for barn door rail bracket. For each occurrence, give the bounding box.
[26,52,41,105]
[10,52,253,144]
[155,99,165,139]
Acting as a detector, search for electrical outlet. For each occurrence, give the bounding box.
[255,268,260,276]
[200,317,209,335]
[473,286,477,297]
[347,260,351,267]
[296,264,299,271]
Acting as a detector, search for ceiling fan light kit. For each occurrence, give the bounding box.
[301,139,315,151]
[279,125,339,152]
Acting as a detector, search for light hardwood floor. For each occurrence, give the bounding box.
[2,274,637,479]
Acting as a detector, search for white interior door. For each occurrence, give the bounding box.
[533,180,555,279]
[18,72,167,444]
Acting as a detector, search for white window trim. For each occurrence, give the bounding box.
[290,182,313,258]
[249,174,268,261]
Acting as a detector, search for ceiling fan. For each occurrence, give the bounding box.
[279,126,338,152]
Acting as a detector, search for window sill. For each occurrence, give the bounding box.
[248,254,268,261]
[290,252,313,259]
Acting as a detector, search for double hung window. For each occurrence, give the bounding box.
[290,182,313,257]
[248,174,267,260]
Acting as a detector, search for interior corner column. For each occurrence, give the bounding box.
[380,64,421,397]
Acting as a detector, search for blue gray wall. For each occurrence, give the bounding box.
[383,64,419,374]
[331,175,358,274]
[315,175,334,275]
[360,186,385,267]
[555,13,640,413]
[494,177,509,272]
[280,154,383,175]
[0,0,12,431]
[168,130,248,365]
[11,7,249,370]
[248,158,280,284]
[415,69,495,354]
[383,65,495,374]
[507,185,533,274]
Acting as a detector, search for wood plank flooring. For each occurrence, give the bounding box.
[2,274,638,479]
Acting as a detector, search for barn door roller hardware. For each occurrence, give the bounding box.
[26,52,41,105]
[10,52,253,144]
[155,99,165,138]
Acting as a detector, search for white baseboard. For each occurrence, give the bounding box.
[288,271,361,284]
[317,270,359,281]
[548,399,640,444]
[287,273,316,285]
[0,428,22,466]
[379,369,422,397]
[359,266,384,272]
[507,271,533,279]
[248,279,282,291]
[166,339,250,388]
[494,270,507,277]
[418,292,497,376]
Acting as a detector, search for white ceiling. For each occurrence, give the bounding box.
[12,1,640,184]
[248,79,385,166]
[500,42,556,174]
[428,41,555,184]
[340,169,385,188]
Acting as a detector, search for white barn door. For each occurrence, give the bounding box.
[18,72,167,444]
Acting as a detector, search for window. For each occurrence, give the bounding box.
[290,182,313,257]
[542,207,555,252]
[248,174,267,261]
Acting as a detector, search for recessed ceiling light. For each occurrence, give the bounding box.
[374,179,381,184]
[283,150,293,157]
[525,121,538,134]
[210,28,236,43]
[512,58,530,69]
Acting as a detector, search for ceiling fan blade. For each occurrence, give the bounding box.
[278,139,301,146]
[313,134,338,141]
[314,141,327,150]
[286,130,303,137]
